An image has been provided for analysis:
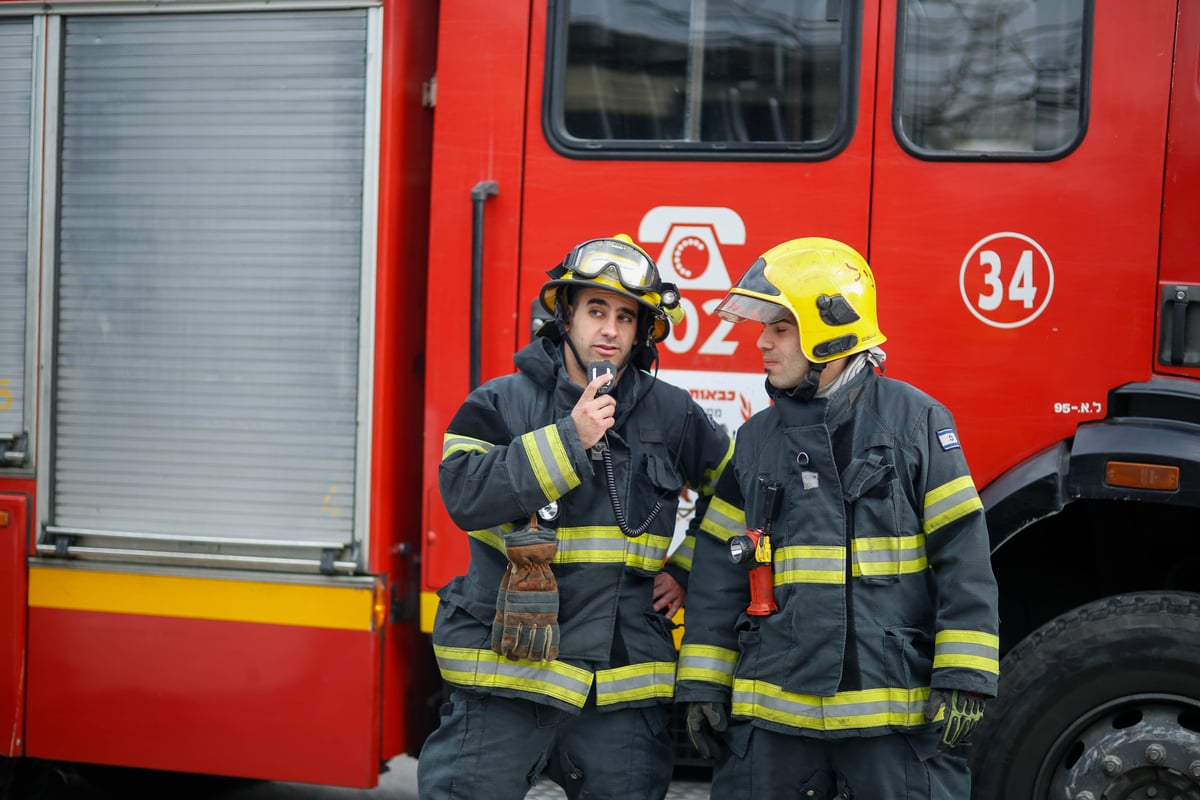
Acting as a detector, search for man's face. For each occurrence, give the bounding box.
[564,286,639,372]
[756,317,811,390]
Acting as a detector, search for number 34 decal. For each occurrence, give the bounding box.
[960,232,1055,329]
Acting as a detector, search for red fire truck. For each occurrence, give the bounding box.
[1,0,1197,798]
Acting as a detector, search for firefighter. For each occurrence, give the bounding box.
[417,235,732,800]
[677,237,1000,799]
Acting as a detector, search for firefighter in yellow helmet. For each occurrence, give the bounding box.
[419,235,732,800]
[677,238,1000,799]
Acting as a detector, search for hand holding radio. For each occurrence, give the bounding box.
[571,361,617,449]
[588,360,615,395]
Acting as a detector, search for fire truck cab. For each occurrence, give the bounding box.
[422,1,1200,797]
[0,0,1197,798]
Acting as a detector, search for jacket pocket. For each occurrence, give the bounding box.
[641,610,679,663]
[883,624,934,692]
[843,441,904,584]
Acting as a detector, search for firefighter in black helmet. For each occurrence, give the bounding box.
[418,234,731,800]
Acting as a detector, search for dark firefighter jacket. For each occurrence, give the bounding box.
[676,363,999,738]
[432,336,733,713]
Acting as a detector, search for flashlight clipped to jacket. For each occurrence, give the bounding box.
[727,480,783,616]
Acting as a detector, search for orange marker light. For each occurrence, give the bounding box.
[373,581,389,632]
[1105,461,1180,491]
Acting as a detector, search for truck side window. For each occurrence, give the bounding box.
[895,0,1089,158]
[546,0,857,157]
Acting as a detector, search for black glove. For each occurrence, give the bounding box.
[686,701,728,760]
[491,525,559,661]
[924,688,985,749]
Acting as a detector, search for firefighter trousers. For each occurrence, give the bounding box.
[416,688,673,800]
[711,721,971,799]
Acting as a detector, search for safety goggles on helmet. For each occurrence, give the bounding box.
[538,234,683,347]
[561,238,662,294]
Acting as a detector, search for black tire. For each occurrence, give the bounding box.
[74,764,253,799]
[0,758,71,800]
[970,591,1200,800]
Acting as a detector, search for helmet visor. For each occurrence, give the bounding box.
[715,293,791,324]
[565,239,660,293]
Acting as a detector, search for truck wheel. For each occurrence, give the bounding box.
[969,592,1200,799]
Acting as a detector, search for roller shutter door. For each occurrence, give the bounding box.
[50,10,369,557]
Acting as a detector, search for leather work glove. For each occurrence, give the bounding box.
[924,688,986,749]
[686,701,729,760]
[491,523,559,661]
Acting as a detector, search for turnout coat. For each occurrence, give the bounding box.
[432,336,732,712]
[676,363,999,738]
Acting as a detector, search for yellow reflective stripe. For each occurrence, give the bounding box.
[442,432,492,460]
[521,425,581,500]
[934,653,1000,673]
[732,678,931,732]
[677,644,737,686]
[668,533,695,572]
[433,644,593,708]
[774,545,845,585]
[595,661,676,705]
[552,526,671,570]
[851,534,928,577]
[923,475,983,534]
[700,439,735,495]
[626,530,672,571]
[700,496,744,542]
[28,566,376,631]
[934,630,1000,675]
[554,526,627,564]
[466,522,514,553]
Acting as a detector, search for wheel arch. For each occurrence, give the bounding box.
[980,378,1200,650]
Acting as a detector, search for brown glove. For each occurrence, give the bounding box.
[491,519,559,661]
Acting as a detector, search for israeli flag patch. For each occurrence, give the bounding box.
[937,428,961,451]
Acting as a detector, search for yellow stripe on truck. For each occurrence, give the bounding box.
[29,565,377,632]
[421,590,439,633]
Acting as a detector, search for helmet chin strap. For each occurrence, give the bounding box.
[787,361,825,401]
[560,325,593,377]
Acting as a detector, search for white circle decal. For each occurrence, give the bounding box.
[959,232,1054,329]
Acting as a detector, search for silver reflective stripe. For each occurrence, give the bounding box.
[933,630,1000,674]
[595,662,675,706]
[732,680,930,732]
[668,533,695,571]
[625,531,671,572]
[552,525,670,571]
[774,545,845,585]
[467,523,514,553]
[433,644,593,708]
[699,496,743,542]
[852,534,927,577]
[923,476,983,534]
[677,644,736,686]
[521,425,579,499]
[554,526,627,563]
